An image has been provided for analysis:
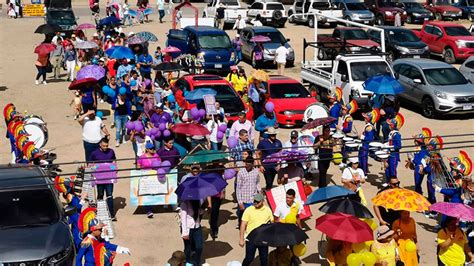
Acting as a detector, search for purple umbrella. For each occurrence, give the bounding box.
[76,23,96,30]
[175,173,227,200]
[127,35,147,45]
[76,65,106,81]
[429,202,474,221]
[250,35,272,43]
[263,150,309,164]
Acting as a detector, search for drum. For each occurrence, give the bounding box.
[384,142,394,150]
[345,141,360,152]
[343,137,353,142]
[24,123,48,148]
[24,115,45,125]
[303,103,329,123]
[375,150,390,161]
[332,132,344,139]
[369,142,384,159]
[346,133,359,139]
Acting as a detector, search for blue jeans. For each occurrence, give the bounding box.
[122,14,132,26]
[242,240,268,266]
[158,9,165,22]
[183,227,203,265]
[210,141,222,151]
[114,114,128,143]
[83,141,99,162]
[97,183,115,218]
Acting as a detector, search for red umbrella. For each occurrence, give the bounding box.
[68,78,98,90]
[302,117,337,131]
[171,123,210,136]
[162,46,181,53]
[34,43,56,55]
[315,212,373,243]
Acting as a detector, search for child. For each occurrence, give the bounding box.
[70,91,83,120]
[8,2,16,18]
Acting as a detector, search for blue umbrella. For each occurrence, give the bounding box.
[98,16,121,26]
[363,75,405,95]
[185,88,217,104]
[105,46,134,59]
[175,173,227,200]
[305,185,355,205]
[135,31,158,42]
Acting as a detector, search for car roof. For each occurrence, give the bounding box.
[267,75,300,84]
[394,58,453,69]
[249,26,280,33]
[425,21,466,28]
[184,26,226,34]
[336,27,365,31]
[182,74,230,86]
[377,26,411,31]
[0,165,48,190]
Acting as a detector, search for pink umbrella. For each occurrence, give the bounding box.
[250,35,271,43]
[76,23,96,30]
[429,202,474,221]
[162,46,181,53]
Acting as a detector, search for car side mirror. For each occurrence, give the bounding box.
[413,78,422,84]
[64,205,77,216]
[341,74,348,82]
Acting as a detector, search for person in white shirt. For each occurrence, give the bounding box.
[274,43,289,75]
[273,189,303,228]
[341,157,367,204]
[179,199,205,265]
[78,110,110,161]
[233,15,247,33]
[251,14,263,26]
[206,115,226,150]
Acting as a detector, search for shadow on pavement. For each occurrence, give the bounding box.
[302,253,330,265]
[202,240,233,260]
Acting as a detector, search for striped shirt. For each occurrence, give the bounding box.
[236,167,260,204]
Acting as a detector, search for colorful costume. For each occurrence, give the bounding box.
[76,218,117,266]
[328,88,343,129]
[358,109,379,174]
[412,128,435,203]
[385,114,404,179]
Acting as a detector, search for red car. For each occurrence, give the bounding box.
[424,0,462,20]
[413,21,474,63]
[172,74,253,123]
[264,75,317,127]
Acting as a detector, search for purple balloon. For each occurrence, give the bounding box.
[161,160,171,172]
[265,102,275,113]
[227,136,238,149]
[162,112,172,122]
[190,107,199,118]
[223,169,236,180]
[198,109,206,118]
[157,168,167,182]
[145,130,153,137]
[216,131,224,140]
[155,130,162,138]
[134,121,144,132]
[218,124,227,133]
[159,123,167,131]
[151,160,161,169]
[151,127,159,135]
[125,121,135,131]
[163,129,171,137]
[144,79,151,86]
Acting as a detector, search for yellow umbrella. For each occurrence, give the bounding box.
[250,69,269,82]
[371,188,431,212]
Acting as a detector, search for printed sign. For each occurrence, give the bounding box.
[265,180,312,220]
[23,4,45,16]
[203,94,217,115]
[130,169,178,206]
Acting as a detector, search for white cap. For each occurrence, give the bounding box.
[348,157,359,164]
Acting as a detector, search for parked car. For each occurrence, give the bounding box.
[424,0,462,20]
[393,58,474,117]
[288,0,343,28]
[172,74,253,123]
[364,0,407,25]
[167,26,237,73]
[265,75,318,126]
[332,0,375,25]
[397,1,433,23]
[240,26,295,68]
[318,27,380,59]
[203,0,248,28]
[452,0,474,21]
[247,1,287,27]
[0,165,76,265]
[367,26,429,61]
[459,56,474,83]
[413,21,474,63]
[44,0,77,35]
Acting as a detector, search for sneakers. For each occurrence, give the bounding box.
[42,81,47,85]
[35,80,40,85]
[211,231,218,239]
[115,142,120,147]
[147,211,154,218]
[111,216,117,222]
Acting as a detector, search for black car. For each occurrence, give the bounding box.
[44,0,77,35]
[398,1,433,23]
[367,26,429,62]
[0,165,76,265]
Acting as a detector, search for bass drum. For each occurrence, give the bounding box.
[303,103,329,123]
[24,123,48,148]
[24,115,45,125]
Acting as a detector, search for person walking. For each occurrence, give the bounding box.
[257,128,282,190]
[113,88,132,147]
[157,0,165,23]
[274,43,289,75]
[78,110,110,161]
[50,39,64,79]
[157,136,181,168]
[64,44,77,81]
[236,157,261,228]
[232,35,243,63]
[240,193,273,266]
[90,138,117,221]
[179,199,205,265]
[216,3,225,29]
[206,114,225,151]
[138,49,153,79]
[313,125,334,188]
[341,157,367,204]
[137,141,161,218]
[437,216,474,266]
[122,0,133,26]
[233,15,246,33]
[35,51,49,85]
[393,211,418,266]
[273,189,303,227]
[229,112,254,142]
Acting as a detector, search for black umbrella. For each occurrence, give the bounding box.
[319,197,373,218]
[34,24,62,34]
[153,62,184,72]
[247,223,309,247]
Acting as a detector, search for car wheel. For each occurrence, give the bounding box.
[422,97,437,118]
[376,15,384,25]
[288,11,295,23]
[308,17,315,28]
[406,15,412,24]
[443,47,456,64]
[435,12,442,20]
[273,10,283,21]
[251,52,258,68]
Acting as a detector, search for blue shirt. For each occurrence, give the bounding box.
[255,113,277,133]
[82,87,94,104]
[257,138,282,167]
[138,54,153,73]
[116,64,133,79]
[329,103,341,128]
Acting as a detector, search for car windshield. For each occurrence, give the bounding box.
[351,61,391,81]
[404,2,424,9]
[388,30,420,42]
[342,29,369,40]
[49,10,75,24]
[255,31,286,44]
[445,26,471,36]
[346,2,368,10]
[267,3,284,10]
[194,85,245,115]
[198,35,232,49]
[380,1,397,7]
[269,83,311,99]
[424,68,468,85]
[0,189,59,228]
[221,0,239,6]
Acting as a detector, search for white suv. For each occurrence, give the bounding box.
[288,0,343,28]
[247,1,287,27]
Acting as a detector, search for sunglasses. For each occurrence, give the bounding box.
[390,181,400,186]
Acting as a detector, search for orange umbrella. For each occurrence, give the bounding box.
[372,188,431,212]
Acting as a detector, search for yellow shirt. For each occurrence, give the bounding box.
[242,205,273,237]
[371,239,397,266]
[227,73,247,93]
[437,228,467,266]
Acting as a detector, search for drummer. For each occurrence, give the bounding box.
[327,88,342,129]
[339,101,357,162]
[409,129,433,203]
[385,119,402,181]
[358,111,377,175]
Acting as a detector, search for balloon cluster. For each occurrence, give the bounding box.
[189,107,206,122]
[223,168,236,180]
[152,160,172,182]
[216,123,227,141]
[346,252,376,266]
[227,136,238,149]
[102,86,117,99]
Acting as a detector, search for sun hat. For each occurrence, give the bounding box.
[145,141,155,150]
[265,127,278,135]
[167,251,186,266]
[230,65,238,71]
[348,157,359,164]
[375,225,394,241]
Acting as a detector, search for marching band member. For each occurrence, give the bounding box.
[385,114,404,181]
[408,128,433,202]
[339,100,358,134]
[358,109,380,175]
[328,87,343,129]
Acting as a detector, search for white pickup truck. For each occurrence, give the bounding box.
[301,39,394,109]
[203,0,248,27]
